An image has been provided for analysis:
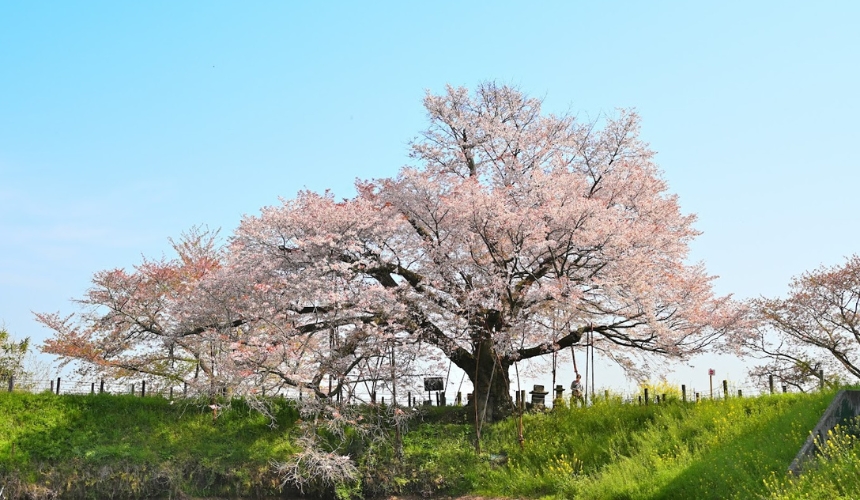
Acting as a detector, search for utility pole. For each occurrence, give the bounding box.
[708,368,715,400]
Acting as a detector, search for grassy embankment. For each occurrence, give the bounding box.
[402,390,856,499]
[1,388,858,499]
[0,393,299,498]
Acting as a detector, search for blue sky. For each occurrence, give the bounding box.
[2,2,858,392]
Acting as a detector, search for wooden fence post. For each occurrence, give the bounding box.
[141,380,146,397]
[769,375,774,394]
[737,389,742,397]
[50,380,54,394]
[722,380,728,399]
[100,379,105,394]
[7,376,13,392]
[56,377,61,395]
[695,392,700,403]
[131,383,135,396]
[819,369,824,391]
[644,388,649,405]
[782,385,788,393]
[91,382,95,395]
[681,384,686,403]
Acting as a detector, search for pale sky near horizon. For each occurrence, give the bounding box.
[2,2,859,394]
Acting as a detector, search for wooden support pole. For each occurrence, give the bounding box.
[644,388,649,405]
[7,376,13,392]
[722,380,728,399]
[100,379,105,394]
[769,375,774,395]
[56,377,61,395]
[682,384,687,403]
[141,380,146,397]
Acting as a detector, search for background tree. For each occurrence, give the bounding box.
[746,255,860,391]
[0,326,30,381]
[36,227,241,395]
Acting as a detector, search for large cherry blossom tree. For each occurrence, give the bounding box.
[230,83,738,420]
[39,83,738,421]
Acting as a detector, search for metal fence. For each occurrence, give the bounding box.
[2,374,446,408]
[2,373,821,410]
[4,375,211,399]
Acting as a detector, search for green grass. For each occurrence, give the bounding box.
[2,389,858,499]
[396,391,839,499]
[0,392,299,498]
[761,418,860,500]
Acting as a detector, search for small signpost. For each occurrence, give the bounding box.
[708,368,715,399]
[423,376,444,406]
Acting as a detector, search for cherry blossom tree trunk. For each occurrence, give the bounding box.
[465,338,514,424]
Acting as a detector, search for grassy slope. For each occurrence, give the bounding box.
[398,391,837,499]
[0,393,299,498]
[0,389,855,499]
